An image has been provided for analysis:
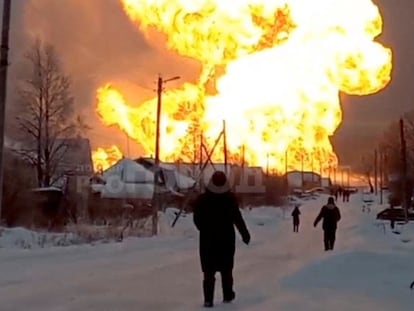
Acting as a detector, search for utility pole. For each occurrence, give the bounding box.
[241,144,245,183]
[399,118,408,222]
[199,132,203,170]
[319,159,323,186]
[198,132,204,191]
[193,132,197,164]
[285,149,288,194]
[347,166,350,187]
[301,153,304,190]
[266,153,269,177]
[374,149,378,195]
[285,149,288,175]
[125,133,130,157]
[0,0,11,222]
[379,151,383,204]
[152,74,180,236]
[383,152,388,188]
[328,164,331,181]
[223,120,227,175]
[311,153,314,183]
[241,144,245,168]
[154,76,163,166]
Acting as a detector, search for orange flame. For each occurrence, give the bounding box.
[93,0,392,173]
[91,145,123,172]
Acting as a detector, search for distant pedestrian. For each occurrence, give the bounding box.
[346,189,351,202]
[193,171,251,308]
[338,187,343,198]
[291,205,301,232]
[313,196,341,251]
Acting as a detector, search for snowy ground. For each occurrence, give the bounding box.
[1,192,414,310]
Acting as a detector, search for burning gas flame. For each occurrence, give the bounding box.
[92,145,123,172]
[93,0,392,173]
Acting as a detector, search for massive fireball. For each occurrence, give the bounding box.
[93,0,392,173]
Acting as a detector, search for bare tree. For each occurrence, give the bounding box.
[15,40,78,187]
[359,153,375,192]
[376,112,414,206]
[379,112,414,177]
[74,115,93,136]
[404,115,414,175]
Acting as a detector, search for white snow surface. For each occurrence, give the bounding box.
[1,193,414,310]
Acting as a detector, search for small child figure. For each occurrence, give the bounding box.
[291,205,301,233]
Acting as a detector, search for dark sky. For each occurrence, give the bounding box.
[3,0,413,166]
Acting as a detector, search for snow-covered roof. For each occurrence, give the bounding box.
[91,157,194,199]
[135,158,196,190]
[102,158,154,183]
[162,168,195,190]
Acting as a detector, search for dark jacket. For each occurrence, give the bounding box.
[193,190,250,273]
[313,203,341,231]
[291,207,300,224]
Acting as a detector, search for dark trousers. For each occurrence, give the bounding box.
[203,270,234,303]
[324,228,336,250]
[293,221,299,232]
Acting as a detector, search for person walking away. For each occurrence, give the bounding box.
[313,196,341,251]
[345,189,350,202]
[193,171,251,308]
[342,188,346,202]
[291,205,301,232]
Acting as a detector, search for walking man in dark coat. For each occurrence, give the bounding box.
[193,171,251,308]
[291,205,301,232]
[313,196,341,251]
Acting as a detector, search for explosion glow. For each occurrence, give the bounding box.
[93,0,392,173]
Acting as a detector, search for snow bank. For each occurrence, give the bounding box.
[158,208,197,239]
[0,227,84,249]
[0,220,158,249]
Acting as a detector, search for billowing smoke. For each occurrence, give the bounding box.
[6,0,198,154]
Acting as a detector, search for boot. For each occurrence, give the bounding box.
[223,291,235,303]
[221,270,235,303]
[203,274,215,307]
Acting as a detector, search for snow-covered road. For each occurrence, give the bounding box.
[1,193,414,311]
